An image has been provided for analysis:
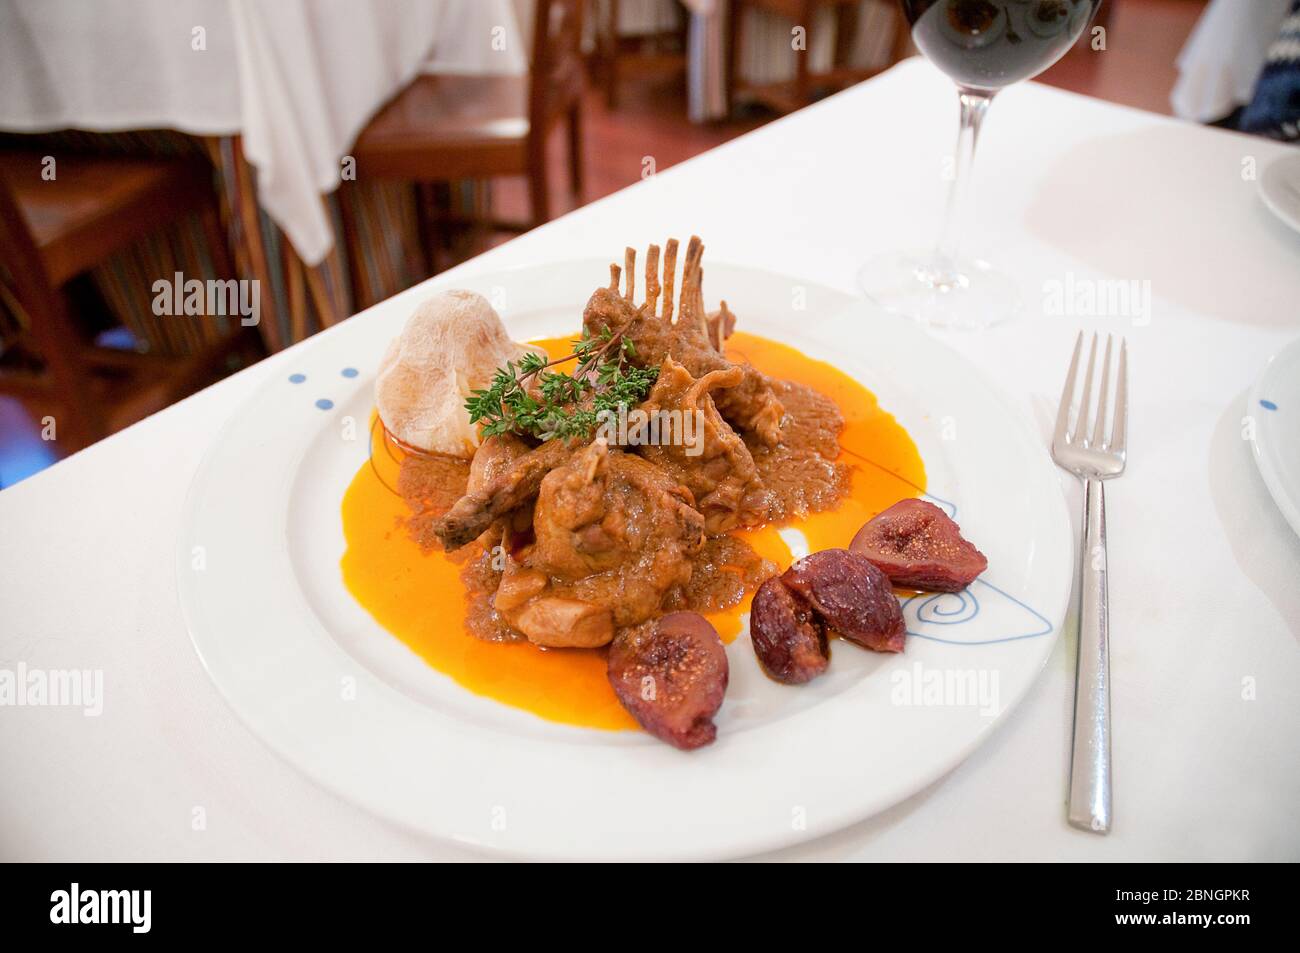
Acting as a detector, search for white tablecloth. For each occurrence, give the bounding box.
[1172,0,1292,122]
[2,60,1298,861]
[0,0,526,266]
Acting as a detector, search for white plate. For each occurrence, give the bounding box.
[1249,337,1300,537]
[1259,153,1300,236]
[177,260,1073,860]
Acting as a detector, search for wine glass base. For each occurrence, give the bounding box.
[857,250,1022,330]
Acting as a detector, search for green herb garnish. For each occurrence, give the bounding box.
[465,329,658,441]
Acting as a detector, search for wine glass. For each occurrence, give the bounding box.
[859,0,1103,329]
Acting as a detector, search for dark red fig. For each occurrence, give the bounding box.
[850,498,987,593]
[781,549,906,653]
[750,576,829,684]
[608,611,728,750]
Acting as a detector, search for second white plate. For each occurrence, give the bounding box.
[1250,336,1300,538]
[1260,152,1300,236]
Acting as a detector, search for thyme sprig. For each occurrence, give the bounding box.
[465,329,658,441]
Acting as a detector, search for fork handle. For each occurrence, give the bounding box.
[1069,477,1112,833]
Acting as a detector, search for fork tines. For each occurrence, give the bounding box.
[1053,331,1128,461]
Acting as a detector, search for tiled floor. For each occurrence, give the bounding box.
[0,0,1209,489]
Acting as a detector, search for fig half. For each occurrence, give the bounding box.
[781,549,906,654]
[608,612,728,750]
[850,498,987,593]
[749,576,829,684]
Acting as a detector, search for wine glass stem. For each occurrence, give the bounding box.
[932,88,994,286]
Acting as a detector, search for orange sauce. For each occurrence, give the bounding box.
[340,331,926,731]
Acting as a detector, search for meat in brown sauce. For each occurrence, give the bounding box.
[679,535,777,614]
[582,238,784,446]
[496,438,706,646]
[635,357,770,534]
[746,378,848,522]
[466,433,531,496]
[459,545,526,643]
[431,437,576,550]
[398,451,471,552]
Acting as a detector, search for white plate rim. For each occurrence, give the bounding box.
[1259,153,1300,236]
[1248,336,1300,538]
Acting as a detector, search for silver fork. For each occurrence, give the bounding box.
[1051,331,1128,834]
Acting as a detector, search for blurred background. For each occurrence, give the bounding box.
[0,0,1293,487]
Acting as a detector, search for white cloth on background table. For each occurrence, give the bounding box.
[0,0,527,266]
[2,60,1298,861]
[1172,0,1292,121]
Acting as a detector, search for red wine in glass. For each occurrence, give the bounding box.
[859,1,1103,328]
[903,0,1102,91]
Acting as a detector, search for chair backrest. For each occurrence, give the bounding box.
[0,165,40,350]
[529,0,586,131]
[0,158,59,327]
[0,154,107,443]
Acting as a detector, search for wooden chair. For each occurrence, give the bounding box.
[728,0,906,114]
[594,0,690,109]
[348,0,586,286]
[0,151,255,450]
